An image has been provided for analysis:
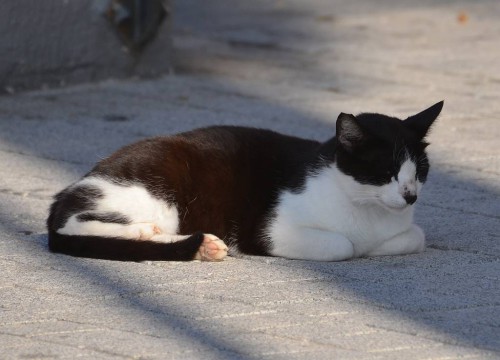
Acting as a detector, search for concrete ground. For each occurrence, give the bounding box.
[1,0,499,359]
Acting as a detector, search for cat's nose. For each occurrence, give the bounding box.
[403,194,417,205]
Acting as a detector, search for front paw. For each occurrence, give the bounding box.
[367,224,426,257]
[409,224,426,253]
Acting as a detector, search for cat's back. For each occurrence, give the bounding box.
[90,126,320,182]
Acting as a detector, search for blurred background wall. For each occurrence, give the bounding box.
[0,0,172,94]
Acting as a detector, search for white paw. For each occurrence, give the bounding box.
[410,224,426,253]
[194,234,228,261]
[128,223,161,240]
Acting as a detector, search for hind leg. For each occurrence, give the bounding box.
[58,216,162,240]
[125,223,162,240]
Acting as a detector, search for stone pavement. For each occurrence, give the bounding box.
[0,0,499,359]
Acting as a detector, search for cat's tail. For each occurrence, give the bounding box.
[47,231,207,261]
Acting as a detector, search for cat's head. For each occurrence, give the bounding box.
[335,101,443,211]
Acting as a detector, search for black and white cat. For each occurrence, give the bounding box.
[47,101,443,262]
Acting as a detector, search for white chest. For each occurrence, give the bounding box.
[266,166,414,256]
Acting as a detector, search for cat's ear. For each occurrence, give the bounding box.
[336,113,366,152]
[404,101,443,139]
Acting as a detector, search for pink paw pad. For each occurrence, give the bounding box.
[195,234,228,261]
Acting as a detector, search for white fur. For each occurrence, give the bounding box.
[266,162,425,261]
[57,177,181,241]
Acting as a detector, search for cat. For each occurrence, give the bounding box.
[47,101,443,262]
